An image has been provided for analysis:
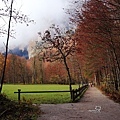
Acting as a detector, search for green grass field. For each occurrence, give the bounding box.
[2,84,79,104]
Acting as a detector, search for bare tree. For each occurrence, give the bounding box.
[0,0,33,93]
[36,25,76,99]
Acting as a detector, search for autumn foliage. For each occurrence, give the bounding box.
[0,0,120,96]
[71,0,120,91]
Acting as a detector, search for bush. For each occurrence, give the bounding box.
[0,94,41,120]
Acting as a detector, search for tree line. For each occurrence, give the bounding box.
[0,52,85,85]
[70,0,120,92]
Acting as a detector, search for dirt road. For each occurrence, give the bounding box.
[37,87,120,120]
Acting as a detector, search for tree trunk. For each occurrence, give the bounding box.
[0,0,13,93]
[63,56,72,99]
[109,32,120,90]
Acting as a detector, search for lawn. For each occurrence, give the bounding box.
[2,84,79,104]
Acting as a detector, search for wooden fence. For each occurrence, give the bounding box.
[14,85,88,103]
[71,84,88,101]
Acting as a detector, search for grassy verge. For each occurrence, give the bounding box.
[0,94,41,120]
[2,84,79,104]
[98,86,120,103]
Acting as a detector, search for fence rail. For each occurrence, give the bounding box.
[14,85,88,103]
[71,85,88,101]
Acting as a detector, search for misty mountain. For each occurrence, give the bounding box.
[8,47,29,59]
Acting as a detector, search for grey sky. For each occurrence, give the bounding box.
[0,0,74,50]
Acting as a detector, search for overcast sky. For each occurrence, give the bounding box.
[0,0,75,51]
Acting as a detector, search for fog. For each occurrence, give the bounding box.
[0,0,74,51]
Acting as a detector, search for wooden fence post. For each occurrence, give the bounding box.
[18,89,21,103]
[72,89,74,101]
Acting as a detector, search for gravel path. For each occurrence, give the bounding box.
[37,87,120,120]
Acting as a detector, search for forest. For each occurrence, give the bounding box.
[0,0,120,94]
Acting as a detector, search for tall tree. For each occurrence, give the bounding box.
[36,25,76,99]
[70,0,120,90]
[0,0,33,92]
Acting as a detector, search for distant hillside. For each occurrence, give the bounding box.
[8,47,29,59]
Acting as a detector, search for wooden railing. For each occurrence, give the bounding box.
[14,85,88,103]
[14,90,70,103]
[71,84,88,101]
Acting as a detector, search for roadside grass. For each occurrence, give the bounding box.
[2,84,79,104]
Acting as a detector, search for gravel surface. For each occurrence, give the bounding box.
[37,87,120,120]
